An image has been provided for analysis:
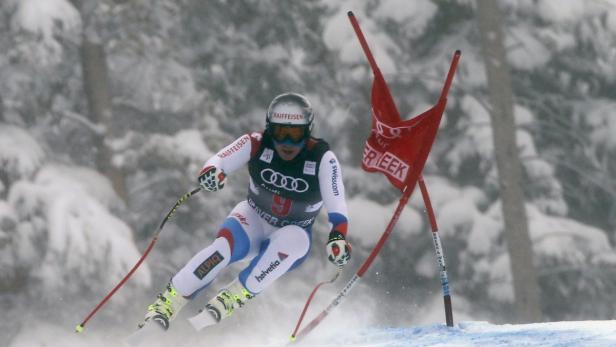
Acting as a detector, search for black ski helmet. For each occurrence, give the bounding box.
[265,93,314,138]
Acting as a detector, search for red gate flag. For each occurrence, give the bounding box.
[287,13,460,343]
[362,69,446,191]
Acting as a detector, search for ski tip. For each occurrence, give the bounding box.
[347,11,354,17]
[289,335,296,342]
[455,49,462,55]
[75,324,84,333]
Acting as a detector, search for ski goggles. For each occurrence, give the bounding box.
[270,124,307,144]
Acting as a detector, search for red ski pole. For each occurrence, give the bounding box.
[75,187,201,333]
[290,267,342,339]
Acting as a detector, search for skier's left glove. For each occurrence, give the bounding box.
[326,230,351,267]
[198,165,226,191]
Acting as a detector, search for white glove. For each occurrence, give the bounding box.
[198,166,226,191]
[326,230,351,267]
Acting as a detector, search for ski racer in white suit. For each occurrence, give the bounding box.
[142,93,352,331]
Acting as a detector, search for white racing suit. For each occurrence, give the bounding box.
[172,131,349,297]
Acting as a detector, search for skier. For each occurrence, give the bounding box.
[141,92,352,331]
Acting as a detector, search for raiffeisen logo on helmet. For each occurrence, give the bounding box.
[271,112,305,122]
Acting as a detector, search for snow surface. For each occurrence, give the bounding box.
[311,321,616,347]
[7,320,616,347]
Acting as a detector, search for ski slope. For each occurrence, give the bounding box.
[303,321,616,347]
[7,320,616,347]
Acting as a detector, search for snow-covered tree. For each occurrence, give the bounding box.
[2,0,616,346]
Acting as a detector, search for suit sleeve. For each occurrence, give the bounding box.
[200,132,261,175]
[318,150,349,235]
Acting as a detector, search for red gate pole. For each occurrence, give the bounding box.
[418,176,454,326]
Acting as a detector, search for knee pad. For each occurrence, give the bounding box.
[217,217,251,263]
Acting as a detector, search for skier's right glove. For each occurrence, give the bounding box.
[198,165,226,191]
[326,230,351,267]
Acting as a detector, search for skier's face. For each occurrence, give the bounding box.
[274,143,302,161]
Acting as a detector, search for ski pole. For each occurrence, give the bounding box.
[290,267,342,341]
[75,187,202,333]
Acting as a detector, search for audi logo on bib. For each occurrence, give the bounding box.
[260,168,309,193]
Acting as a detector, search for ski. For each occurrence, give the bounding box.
[122,320,166,347]
[187,307,220,331]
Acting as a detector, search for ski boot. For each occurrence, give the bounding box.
[206,280,254,322]
[141,282,188,331]
[188,280,253,330]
